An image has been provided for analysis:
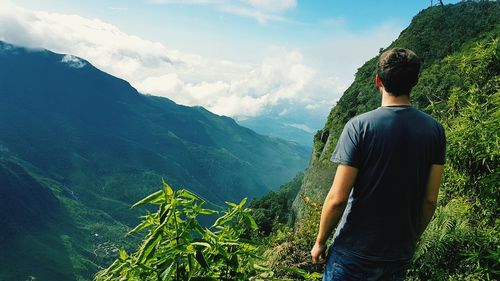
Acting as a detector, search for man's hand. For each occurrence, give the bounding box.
[311,242,327,264]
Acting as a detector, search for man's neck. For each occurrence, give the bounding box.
[381,90,411,107]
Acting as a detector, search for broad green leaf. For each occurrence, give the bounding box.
[213,208,238,227]
[132,190,164,208]
[127,219,152,236]
[162,179,174,196]
[190,242,212,250]
[243,214,258,231]
[177,189,203,202]
[238,197,248,208]
[119,248,128,261]
[137,232,162,263]
[159,261,175,281]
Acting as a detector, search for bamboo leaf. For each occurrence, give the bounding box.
[119,248,128,261]
[238,198,248,208]
[162,179,174,196]
[132,190,164,208]
[160,261,175,281]
[190,242,212,250]
[127,219,152,236]
[137,232,162,264]
[177,189,203,202]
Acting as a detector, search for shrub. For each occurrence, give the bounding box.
[95,180,266,281]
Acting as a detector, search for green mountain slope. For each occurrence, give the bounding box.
[0,42,309,280]
[0,154,130,281]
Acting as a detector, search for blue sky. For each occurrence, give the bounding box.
[1,0,460,131]
[12,0,450,59]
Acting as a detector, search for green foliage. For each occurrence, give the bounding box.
[405,36,500,281]
[426,37,499,210]
[263,197,323,280]
[95,180,266,281]
[407,198,499,281]
[250,172,304,235]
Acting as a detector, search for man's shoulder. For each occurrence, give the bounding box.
[354,108,382,120]
[347,107,444,137]
[346,108,383,126]
[406,107,445,130]
[352,107,441,124]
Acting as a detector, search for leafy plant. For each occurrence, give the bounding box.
[263,196,324,280]
[95,180,266,281]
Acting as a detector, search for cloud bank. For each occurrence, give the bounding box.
[0,1,401,122]
[0,1,320,118]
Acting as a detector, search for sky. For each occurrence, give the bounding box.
[0,0,459,130]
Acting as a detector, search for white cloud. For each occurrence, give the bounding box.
[137,48,316,117]
[243,0,297,12]
[61,54,86,68]
[218,5,287,24]
[147,0,297,23]
[305,104,320,110]
[284,123,314,133]
[309,20,402,86]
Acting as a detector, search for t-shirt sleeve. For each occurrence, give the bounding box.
[331,119,362,168]
[433,123,446,165]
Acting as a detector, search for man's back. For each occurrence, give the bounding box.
[330,105,446,261]
[311,48,446,281]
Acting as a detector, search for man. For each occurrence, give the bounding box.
[310,48,446,281]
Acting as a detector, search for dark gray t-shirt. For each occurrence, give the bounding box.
[330,105,446,262]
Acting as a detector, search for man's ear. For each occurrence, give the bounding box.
[375,74,383,88]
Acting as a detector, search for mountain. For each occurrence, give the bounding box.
[237,105,328,147]
[0,157,81,281]
[0,42,310,280]
[238,116,314,148]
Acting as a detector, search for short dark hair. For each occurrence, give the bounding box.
[377,48,421,97]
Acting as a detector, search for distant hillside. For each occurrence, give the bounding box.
[0,42,309,280]
[238,116,315,148]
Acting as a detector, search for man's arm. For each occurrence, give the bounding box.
[311,164,358,264]
[417,164,445,237]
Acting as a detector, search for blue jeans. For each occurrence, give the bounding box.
[323,248,410,281]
